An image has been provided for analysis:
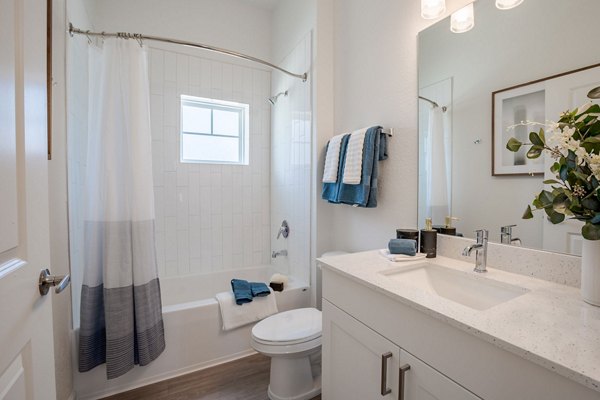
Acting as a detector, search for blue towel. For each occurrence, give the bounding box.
[337,126,383,208]
[231,279,253,305]
[322,134,350,202]
[388,239,417,256]
[250,282,271,297]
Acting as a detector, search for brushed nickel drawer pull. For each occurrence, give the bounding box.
[399,363,411,400]
[380,352,392,396]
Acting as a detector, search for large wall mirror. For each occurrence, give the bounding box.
[418,0,600,256]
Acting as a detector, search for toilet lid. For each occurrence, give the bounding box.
[252,308,322,344]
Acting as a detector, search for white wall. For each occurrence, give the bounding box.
[90,0,272,61]
[325,0,471,252]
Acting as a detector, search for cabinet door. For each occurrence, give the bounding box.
[399,350,481,400]
[323,299,400,400]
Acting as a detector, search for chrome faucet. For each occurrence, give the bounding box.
[271,249,288,258]
[500,224,521,246]
[462,229,488,273]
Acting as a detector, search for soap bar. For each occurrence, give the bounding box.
[388,239,417,256]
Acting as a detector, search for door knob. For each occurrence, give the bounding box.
[38,269,71,296]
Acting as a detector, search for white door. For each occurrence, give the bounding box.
[543,65,600,256]
[322,299,400,400]
[399,350,481,400]
[0,0,58,398]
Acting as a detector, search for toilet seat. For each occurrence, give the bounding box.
[252,308,322,345]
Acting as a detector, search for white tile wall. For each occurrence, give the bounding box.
[270,33,313,285]
[148,48,272,278]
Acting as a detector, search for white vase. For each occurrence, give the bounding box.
[581,239,600,306]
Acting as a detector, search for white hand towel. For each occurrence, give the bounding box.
[342,128,368,184]
[322,133,346,183]
[216,289,278,331]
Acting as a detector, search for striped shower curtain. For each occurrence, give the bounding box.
[78,38,165,379]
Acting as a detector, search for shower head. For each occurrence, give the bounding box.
[268,90,288,105]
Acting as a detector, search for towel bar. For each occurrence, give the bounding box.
[381,128,393,137]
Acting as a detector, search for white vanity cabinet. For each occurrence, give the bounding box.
[320,265,600,400]
[323,299,480,400]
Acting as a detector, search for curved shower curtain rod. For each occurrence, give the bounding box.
[68,23,308,82]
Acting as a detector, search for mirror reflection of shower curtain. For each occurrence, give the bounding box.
[78,39,166,379]
[424,106,451,225]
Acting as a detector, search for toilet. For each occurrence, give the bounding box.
[251,251,347,400]
[251,307,322,400]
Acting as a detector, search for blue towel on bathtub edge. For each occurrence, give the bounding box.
[231,279,253,305]
[250,282,271,297]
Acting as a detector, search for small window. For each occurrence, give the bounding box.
[180,95,249,165]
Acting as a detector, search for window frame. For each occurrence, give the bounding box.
[179,95,249,165]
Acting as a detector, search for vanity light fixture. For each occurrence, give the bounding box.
[451,3,475,33]
[495,0,524,10]
[421,0,446,19]
[587,86,600,99]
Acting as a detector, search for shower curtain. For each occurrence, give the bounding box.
[424,106,451,225]
[78,39,165,379]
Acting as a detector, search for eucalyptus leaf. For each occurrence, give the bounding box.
[582,197,600,211]
[529,131,544,146]
[591,214,600,224]
[582,222,600,240]
[522,205,534,219]
[552,193,570,213]
[527,145,543,159]
[506,137,523,152]
[543,179,560,185]
[538,190,554,207]
[545,209,565,224]
[560,164,569,181]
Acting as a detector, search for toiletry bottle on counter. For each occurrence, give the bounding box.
[440,216,459,235]
[420,218,437,258]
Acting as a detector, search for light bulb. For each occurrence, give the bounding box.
[421,0,446,19]
[496,0,524,10]
[451,3,475,33]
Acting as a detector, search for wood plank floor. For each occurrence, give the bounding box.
[102,354,322,400]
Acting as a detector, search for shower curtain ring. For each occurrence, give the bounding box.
[134,34,144,48]
[85,30,92,44]
[101,32,105,45]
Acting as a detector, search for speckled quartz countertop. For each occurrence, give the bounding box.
[318,251,600,393]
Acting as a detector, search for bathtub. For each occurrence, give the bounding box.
[73,265,310,399]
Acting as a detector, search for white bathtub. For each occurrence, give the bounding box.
[73,266,310,399]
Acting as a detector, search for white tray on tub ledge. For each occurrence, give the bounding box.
[379,249,428,262]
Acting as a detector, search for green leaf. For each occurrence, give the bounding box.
[522,205,534,219]
[582,222,600,240]
[543,179,560,185]
[582,136,600,144]
[552,193,571,214]
[566,150,577,169]
[527,145,543,159]
[545,209,565,224]
[538,190,554,207]
[506,137,523,152]
[550,162,561,174]
[560,164,569,181]
[582,197,600,211]
[591,214,600,224]
[529,131,544,146]
[539,128,545,143]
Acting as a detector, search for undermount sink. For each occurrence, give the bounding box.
[380,262,528,311]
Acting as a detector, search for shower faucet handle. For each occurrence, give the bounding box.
[277,220,290,239]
